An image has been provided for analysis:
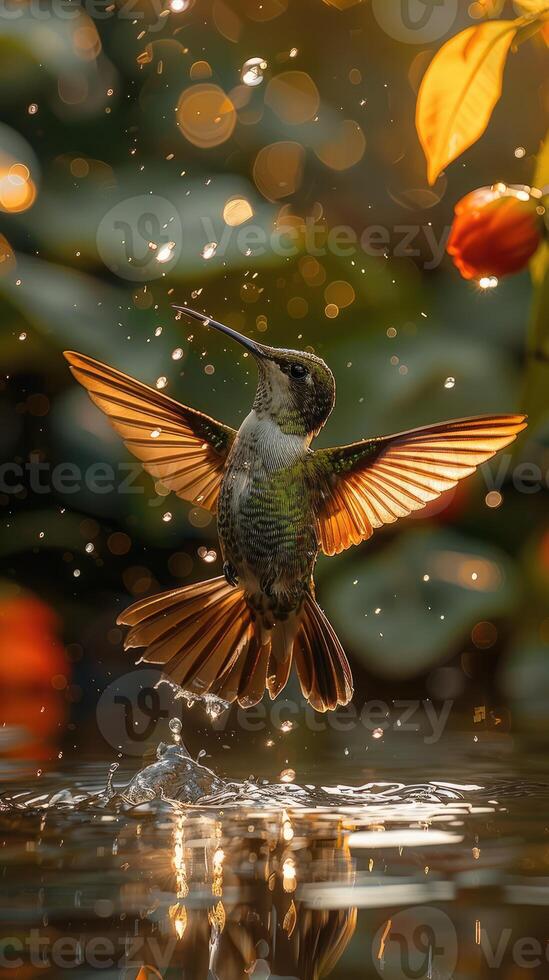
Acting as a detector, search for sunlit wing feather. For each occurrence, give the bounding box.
[64,351,236,511]
[315,414,527,556]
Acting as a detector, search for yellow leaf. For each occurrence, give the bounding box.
[515,0,549,12]
[416,21,518,185]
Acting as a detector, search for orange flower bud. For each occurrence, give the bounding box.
[447,184,546,281]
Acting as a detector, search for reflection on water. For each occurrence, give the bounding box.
[2,741,549,978]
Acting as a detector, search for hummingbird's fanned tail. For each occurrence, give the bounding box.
[117,578,353,712]
[117,576,272,709]
[293,594,354,713]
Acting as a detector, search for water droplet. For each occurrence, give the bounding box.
[202,241,218,260]
[372,728,384,740]
[198,546,217,563]
[280,720,294,734]
[479,276,498,290]
[279,768,296,783]
[241,57,268,87]
[172,347,184,360]
[85,542,94,553]
[156,376,168,389]
[73,569,81,578]
[485,490,503,509]
[162,511,173,522]
[155,326,163,337]
[18,332,27,341]
[150,428,161,438]
[444,377,455,389]
[28,103,38,115]
[156,241,176,263]
[169,717,182,735]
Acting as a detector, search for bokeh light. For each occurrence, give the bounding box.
[176,84,237,147]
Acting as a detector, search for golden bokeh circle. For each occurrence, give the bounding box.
[265,71,320,125]
[299,255,326,286]
[223,196,254,226]
[314,119,366,171]
[190,60,213,80]
[287,296,309,319]
[212,0,242,41]
[70,157,90,178]
[176,84,236,148]
[325,280,355,309]
[253,141,305,201]
[0,170,36,213]
[107,532,132,556]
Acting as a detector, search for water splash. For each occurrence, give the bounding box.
[0,737,475,816]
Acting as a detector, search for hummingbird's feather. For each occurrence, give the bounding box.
[118,576,264,705]
[63,351,236,511]
[216,635,272,707]
[267,647,293,699]
[315,414,527,555]
[117,574,352,710]
[294,594,353,712]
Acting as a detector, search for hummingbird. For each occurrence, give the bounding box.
[64,309,526,712]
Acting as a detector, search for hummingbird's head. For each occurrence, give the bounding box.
[252,345,336,437]
[173,307,336,437]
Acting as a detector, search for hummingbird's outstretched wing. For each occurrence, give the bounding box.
[314,414,527,556]
[64,351,236,512]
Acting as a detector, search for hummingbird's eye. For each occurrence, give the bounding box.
[290,363,308,380]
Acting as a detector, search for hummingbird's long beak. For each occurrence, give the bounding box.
[172,306,268,359]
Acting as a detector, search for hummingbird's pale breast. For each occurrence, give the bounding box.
[218,410,318,612]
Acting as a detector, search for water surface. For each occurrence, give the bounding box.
[2,733,549,979]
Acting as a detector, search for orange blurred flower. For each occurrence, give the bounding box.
[0,593,69,757]
[447,184,546,280]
